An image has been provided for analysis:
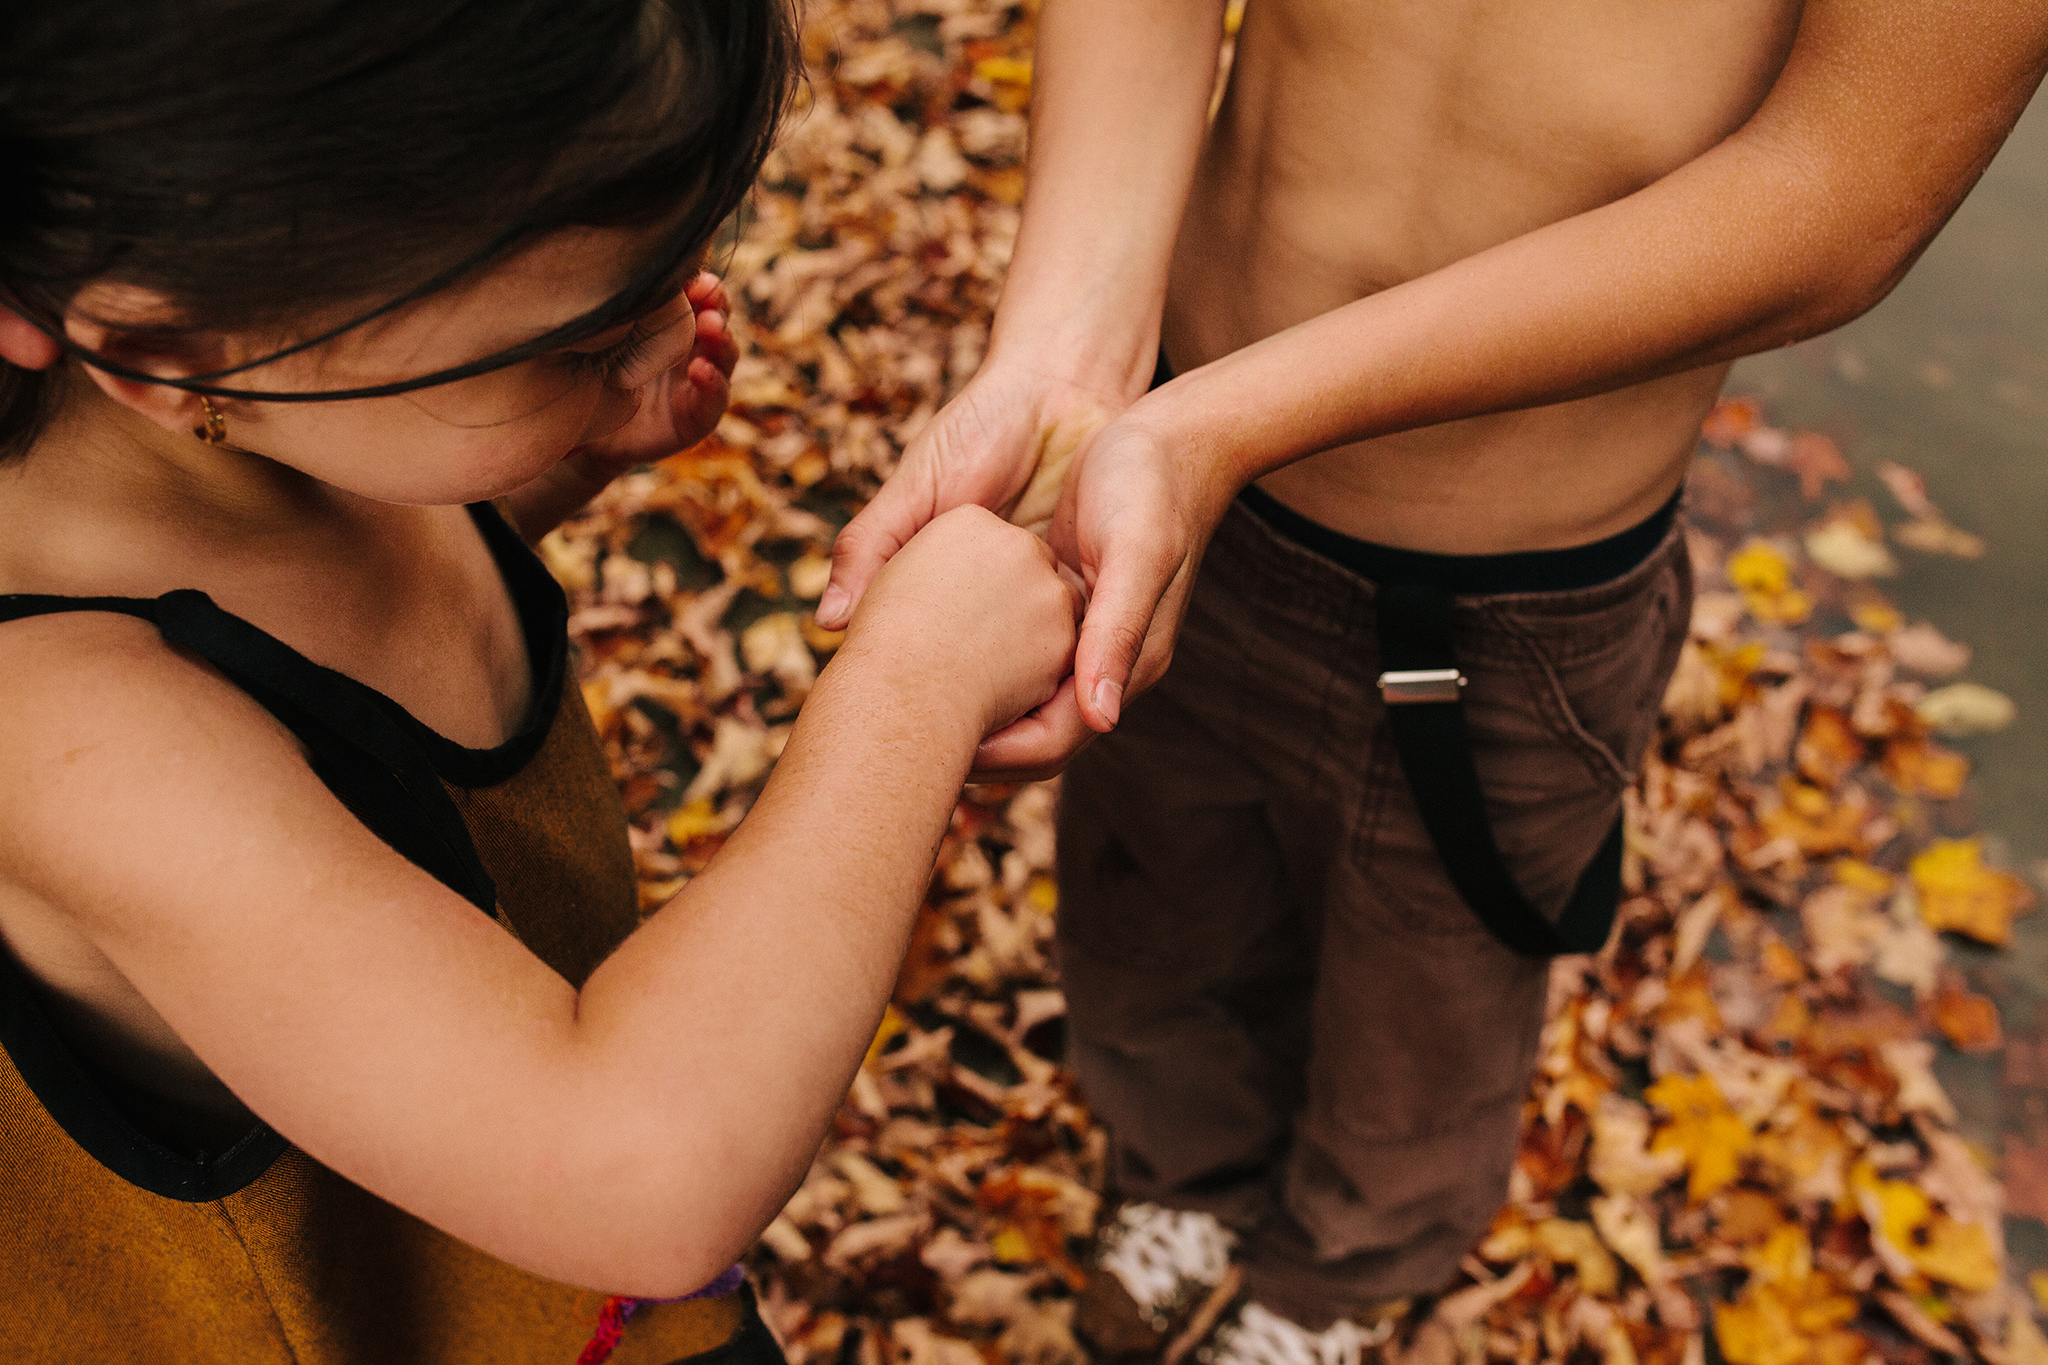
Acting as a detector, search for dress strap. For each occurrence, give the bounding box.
[0,510,563,1199]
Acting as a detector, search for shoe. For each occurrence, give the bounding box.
[1076,1202,1239,1359]
[1204,1301,1396,1365]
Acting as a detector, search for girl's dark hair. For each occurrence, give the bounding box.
[0,0,798,458]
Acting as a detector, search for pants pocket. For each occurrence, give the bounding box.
[1352,538,1691,943]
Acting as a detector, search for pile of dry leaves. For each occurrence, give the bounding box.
[540,2,2043,1362]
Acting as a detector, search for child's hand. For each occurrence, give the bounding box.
[568,271,739,482]
[842,505,1082,742]
[500,273,739,542]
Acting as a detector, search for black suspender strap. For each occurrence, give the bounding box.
[1374,583,1623,957]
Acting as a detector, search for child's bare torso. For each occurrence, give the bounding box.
[1164,0,1805,553]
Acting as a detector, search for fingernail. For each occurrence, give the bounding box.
[817,585,848,626]
[1092,678,1123,727]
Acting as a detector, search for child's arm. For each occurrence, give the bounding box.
[498,272,740,544]
[0,505,1074,1297]
[827,0,2048,773]
[817,0,1229,777]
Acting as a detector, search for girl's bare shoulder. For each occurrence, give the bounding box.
[0,609,301,908]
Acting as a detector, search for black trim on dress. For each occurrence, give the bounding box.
[0,503,564,1199]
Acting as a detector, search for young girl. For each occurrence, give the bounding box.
[0,3,1079,1361]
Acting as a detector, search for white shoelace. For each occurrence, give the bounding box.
[1209,1302,1392,1365]
[1098,1202,1238,1313]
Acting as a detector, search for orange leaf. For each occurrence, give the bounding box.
[1928,984,2001,1052]
[1795,708,1864,788]
[1703,397,1762,448]
[1881,738,1970,800]
[1787,433,1852,502]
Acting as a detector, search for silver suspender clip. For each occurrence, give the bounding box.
[1377,667,1466,705]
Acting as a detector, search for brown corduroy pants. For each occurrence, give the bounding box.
[1055,495,1691,1327]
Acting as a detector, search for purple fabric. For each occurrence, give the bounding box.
[670,1264,747,1303]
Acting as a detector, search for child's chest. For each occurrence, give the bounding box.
[1207,0,1808,275]
[212,505,534,750]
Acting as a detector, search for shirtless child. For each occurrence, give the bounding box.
[820,0,2048,1356]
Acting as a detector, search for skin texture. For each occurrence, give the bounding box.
[820,0,2048,779]
[0,226,1079,1294]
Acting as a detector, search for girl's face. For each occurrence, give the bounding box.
[85,221,703,507]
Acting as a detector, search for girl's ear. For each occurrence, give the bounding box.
[61,288,230,439]
[0,304,61,371]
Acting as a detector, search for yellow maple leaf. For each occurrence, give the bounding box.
[1910,838,2036,945]
[1861,1167,2001,1292]
[1714,1286,1862,1365]
[1727,540,1813,625]
[1832,859,1895,895]
[1647,1072,1753,1202]
[1758,778,1867,857]
[973,56,1032,86]
[1715,1292,1807,1365]
[1848,592,1904,635]
[1707,639,1769,709]
[1717,1227,1864,1365]
[988,1225,1035,1264]
[1532,1218,1619,1296]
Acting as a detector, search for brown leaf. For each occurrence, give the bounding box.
[2004,1134,2048,1224]
[1786,433,1852,501]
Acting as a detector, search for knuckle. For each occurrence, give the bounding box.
[828,524,868,562]
[1103,620,1148,664]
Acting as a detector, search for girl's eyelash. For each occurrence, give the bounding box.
[565,323,657,380]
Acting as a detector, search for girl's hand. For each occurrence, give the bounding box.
[567,272,739,483]
[815,361,1127,778]
[500,273,739,542]
[840,505,1083,744]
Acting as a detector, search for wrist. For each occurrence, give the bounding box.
[983,297,1161,403]
[1115,379,1246,533]
[825,626,992,759]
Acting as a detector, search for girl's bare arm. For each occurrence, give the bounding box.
[0,506,1072,1297]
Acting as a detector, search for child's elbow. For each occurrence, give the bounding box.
[604,1246,745,1303]
[557,1211,753,1301]
[496,1152,765,1299]
[1769,228,1919,349]
[1821,239,1918,332]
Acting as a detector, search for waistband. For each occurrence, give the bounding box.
[1151,348,1678,594]
[1236,485,1681,596]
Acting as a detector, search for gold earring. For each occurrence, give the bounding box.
[193,396,227,446]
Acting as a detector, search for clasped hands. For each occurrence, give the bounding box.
[819,358,1229,781]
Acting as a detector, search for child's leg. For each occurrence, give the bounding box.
[1235,512,1695,1328]
[1055,581,1327,1233]
[1057,498,1423,1290]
